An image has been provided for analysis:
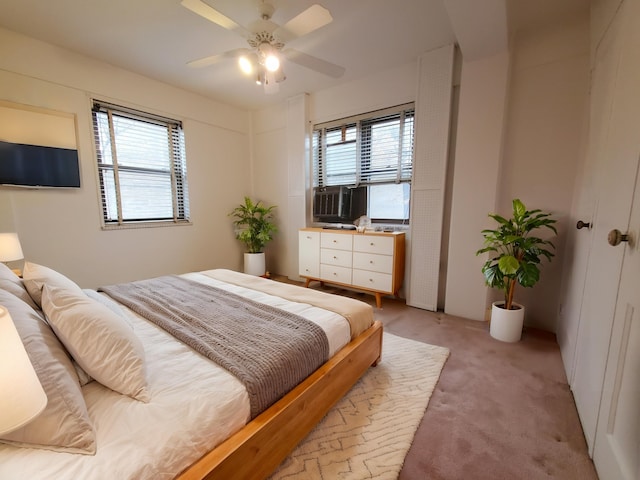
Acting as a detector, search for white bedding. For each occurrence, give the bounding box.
[0,271,351,480]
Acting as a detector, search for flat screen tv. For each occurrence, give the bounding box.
[0,140,80,188]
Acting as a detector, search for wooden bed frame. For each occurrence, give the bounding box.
[177,320,384,480]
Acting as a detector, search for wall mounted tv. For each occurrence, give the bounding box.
[313,185,367,223]
[0,140,80,188]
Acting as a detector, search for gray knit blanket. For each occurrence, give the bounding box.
[99,275,329,419]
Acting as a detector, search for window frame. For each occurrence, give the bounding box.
[91,100,191,229]
[312,103,415,225]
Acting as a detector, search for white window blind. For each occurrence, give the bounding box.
[312,104,414,223]
[313,104,414,188]
[92,101,190,227]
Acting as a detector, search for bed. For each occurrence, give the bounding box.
[0,262,382,480]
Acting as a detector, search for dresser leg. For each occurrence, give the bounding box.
[375,293,382,309]
[304,278,311,288]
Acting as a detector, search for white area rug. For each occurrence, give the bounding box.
[269,333,450,479]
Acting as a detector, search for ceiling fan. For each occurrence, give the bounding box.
[181,0,345,94]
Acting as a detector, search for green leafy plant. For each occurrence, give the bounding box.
[229,197,277,254]
[476,199,557,310]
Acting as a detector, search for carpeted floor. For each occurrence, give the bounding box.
[269,333,449,480]
[283,279,599,480]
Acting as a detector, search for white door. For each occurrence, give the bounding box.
[556,98,596,384]
[593,158,640,480]
[592,161,640,479]
[570,2,640,452]
[556,0,616,383]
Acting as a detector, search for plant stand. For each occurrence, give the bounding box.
[490,301,525,342]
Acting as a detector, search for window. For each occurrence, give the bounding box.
[91,100,190,227]
[312,104,414,223]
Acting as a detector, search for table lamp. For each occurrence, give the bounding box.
[0,233,24,276]
[0,306,48,435]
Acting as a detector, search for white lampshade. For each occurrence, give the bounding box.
[0,306,47,435]
[0,233,24,262]
[238,54,255,75]
[264,53,280,72]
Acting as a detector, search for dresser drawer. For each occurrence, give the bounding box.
[321,232,353,251]
[299,230,320,246]
[321,248,353,268]
[320,264,352,285]
[299,230,320,278]
[353,235,394,255]
[352,269,393,292]
[352,252,393,274]
[299,262,319,278]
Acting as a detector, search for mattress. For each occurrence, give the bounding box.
[0,271,354,479]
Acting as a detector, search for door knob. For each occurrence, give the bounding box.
[576,220,591,230]
[607,229,629,246]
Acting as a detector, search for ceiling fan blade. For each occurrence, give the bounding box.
[181,0,250,37]
[187,48,250,68]
[274,4,333,43]
[283,49,345,78]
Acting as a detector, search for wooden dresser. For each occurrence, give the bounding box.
[298,227,405,308]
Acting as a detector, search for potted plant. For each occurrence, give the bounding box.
[476,198,557,342]
[229,197,277,276]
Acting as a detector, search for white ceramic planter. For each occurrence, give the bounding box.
[243,252,266,276]
[490,301,525,342]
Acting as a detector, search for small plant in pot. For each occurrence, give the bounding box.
[476,198,557,342]
[229,197,277,276]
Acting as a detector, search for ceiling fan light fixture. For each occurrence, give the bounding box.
[182,1,344,94]
[257,42,280,72]
[238,55,255,75]
[263,71,279,94]
[274,68,286,83]
[264,54,280,72]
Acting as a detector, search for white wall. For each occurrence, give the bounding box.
[309,62,418,123]
[495,14,590,331]
[251,103,287,275]
[0,28,251,288]
[445,14,589,329]
[407,46,456,311]
[444,51,510,321]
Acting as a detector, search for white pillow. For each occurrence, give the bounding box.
[22,262,82,308]
[0,262,39,310]
[42,284,150,402]
[83,288,130,325]
[0,290,96,454]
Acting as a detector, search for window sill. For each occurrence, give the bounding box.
[101,220,192,231]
